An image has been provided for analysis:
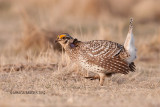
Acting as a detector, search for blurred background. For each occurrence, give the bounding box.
[0,1,160,106]
[0,0,159,63]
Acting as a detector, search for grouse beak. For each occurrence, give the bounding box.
[55,38,59,43]
[55,39,58,43]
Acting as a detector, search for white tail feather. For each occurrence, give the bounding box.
[124,18,137,63]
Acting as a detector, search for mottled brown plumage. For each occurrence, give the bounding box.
[69,40,135,73]
[56,19,136,86]
[56,35,135,86]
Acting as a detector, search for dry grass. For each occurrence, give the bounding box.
[0,0,160,107]
[0,54,160,107]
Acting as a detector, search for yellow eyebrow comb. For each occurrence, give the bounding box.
[59,35,66,39]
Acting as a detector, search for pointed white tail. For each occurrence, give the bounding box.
[124,18,137,63]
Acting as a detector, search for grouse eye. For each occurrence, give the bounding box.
[62,37,66,39]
